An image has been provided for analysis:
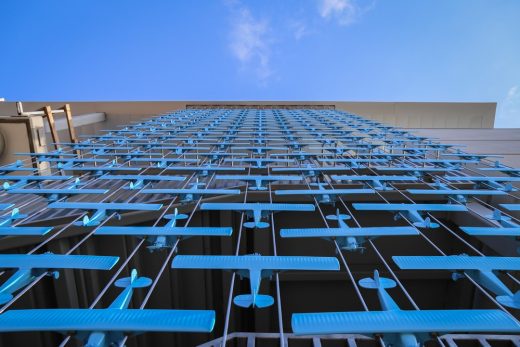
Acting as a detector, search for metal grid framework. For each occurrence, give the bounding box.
[0,108,519,347]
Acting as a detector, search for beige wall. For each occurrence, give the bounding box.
[0,101,496,129]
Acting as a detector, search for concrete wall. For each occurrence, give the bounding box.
[412,128,520,167]
[0,101,496,129]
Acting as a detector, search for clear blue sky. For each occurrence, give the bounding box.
[1,0,519,127]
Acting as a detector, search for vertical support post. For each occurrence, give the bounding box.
[43,106,60,151]
[62,104,80,156]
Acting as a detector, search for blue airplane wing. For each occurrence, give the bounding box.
[68,167,141,172]
[40,158,105,163]
[291,309,520,334]
[480,168,520,173]
[0,254,118,270]
[100,175,185,182]
[374,167,455,172]
[0,226,53,236]
[215,175,302,181]
[271,167,349,172]
[165,166,245,172]
[7,188,108,195]
[461,227,520,236]
[0,204,14,211]
[392,255,520,271]
[332,175,418,181]
[501,204,520,211]
[410,159,479,164]
[201,202,315,212]
[317,158,387,163]
[172,255,339,271]
[96,226,232,236]
[275,189,375,195]
[0,175,72,181]
[0,308,215,333]
[48,202,163,211]
[140,189,241,195]
[407,189,506,196]
[130,158,199,163]
[352,203,467,212]
[280,226,418,238]
[445,176,520,182]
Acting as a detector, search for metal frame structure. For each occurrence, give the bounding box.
[0,108,519,346]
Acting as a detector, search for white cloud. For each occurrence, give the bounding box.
[229,6,273,83]
[318,0,372,26]
[496,85,520,128]
[289,20,309,40]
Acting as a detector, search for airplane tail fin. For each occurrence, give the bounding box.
[74,215,100,227]
[413,217,439,229]
[11,208,27,220]
[496,291,520,309]
[115,269,152,288]
[326,209,351,222]
[358,270,396,289]
[0,293,13,304]
[164,208,188,221]
[243,221,270,229]
[233,294,274,308]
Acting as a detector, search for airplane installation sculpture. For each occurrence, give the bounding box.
[0,107,518,346]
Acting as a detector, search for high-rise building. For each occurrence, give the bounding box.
[0,102,518,347]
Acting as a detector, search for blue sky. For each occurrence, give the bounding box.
[1,0,519,127]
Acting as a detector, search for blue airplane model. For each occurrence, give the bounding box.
[164,165,245,176]
[479,162,520,177]
[130,157,199,168]
[0,269,215,345]
[332,175,418,191]
[407,188,506,204]
[353,203,467,228]
[281,209,418,251]
[215,174,302,190]
[6,187,108,202]
[201,202,315,229]
[96,208,232,251]
[275,184,375,204]
[224,158,295,168]
[63,160,141,175]
[0,253,118,304]
[100,174,185,189]
[140,186,240,203]
[393,255,520,309]
[292,270,520,346]
[1,175,73,190]
[444,176,520,192]
[172,254,339,308]
[271,165,352,177]
[48,202,163,226]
